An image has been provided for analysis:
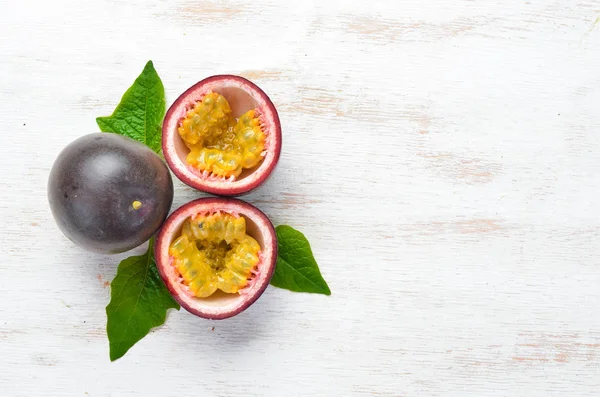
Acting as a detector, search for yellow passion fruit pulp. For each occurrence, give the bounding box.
[178,93,266,179]
[169,211,261,298]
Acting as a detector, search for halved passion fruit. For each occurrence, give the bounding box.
[162,75,282,196]
[155,197,277,319]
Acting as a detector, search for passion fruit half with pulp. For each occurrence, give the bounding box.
[48,133,174,254]
[155,197,277,319]
[162,75,282,196]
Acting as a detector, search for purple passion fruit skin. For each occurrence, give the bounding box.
[48,133,174,254]
[162,75,282,197]
[155,197,277,320]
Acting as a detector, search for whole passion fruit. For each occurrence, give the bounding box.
[162,75,282,196]
[48,133,174,254]
[155,197,277,319]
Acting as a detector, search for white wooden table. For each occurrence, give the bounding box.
[2,1,600,395]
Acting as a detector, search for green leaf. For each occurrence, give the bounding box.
[96,60,165,154]
[270,225,331,295]
[106,238,180,361]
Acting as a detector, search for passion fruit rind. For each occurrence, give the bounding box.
[155,197,277,320]
[162,75,282,196]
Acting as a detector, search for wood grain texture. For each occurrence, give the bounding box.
[1,0,600,395]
